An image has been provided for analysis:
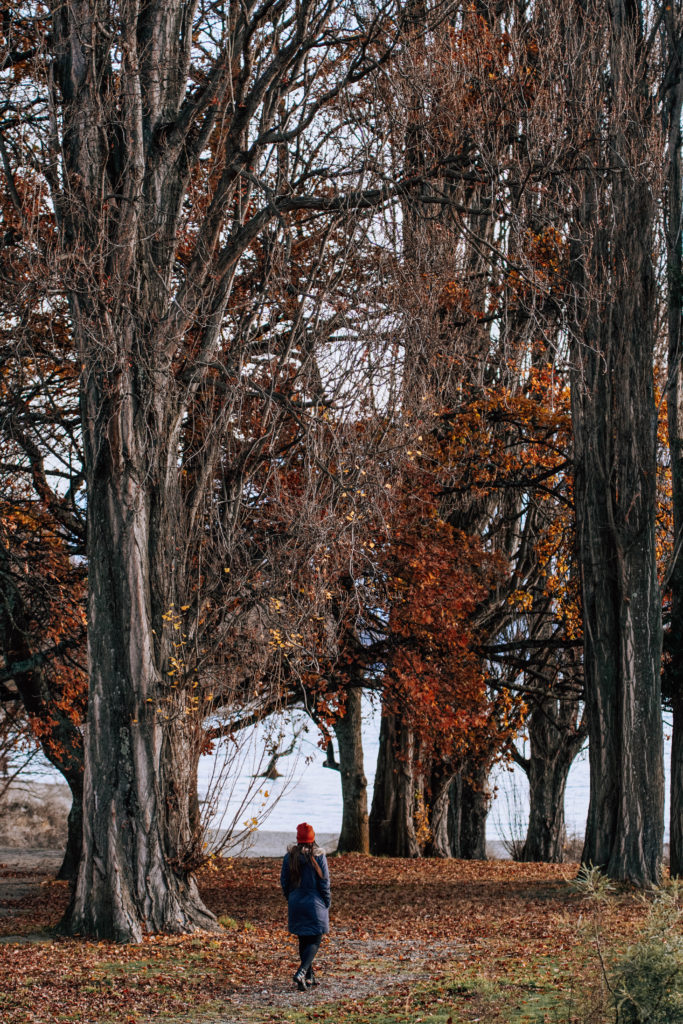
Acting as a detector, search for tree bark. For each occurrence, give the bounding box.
[446,764,484,859]
[515,699,586,863]
[58,774,83,883]
[449,762,488,859]
[571,226,664,884]
[369,709,419,857]
[661,8,683,880]
[567,2,664,886]
[333,688,370,854]
[60,386,217,940]
[424,763,455,858]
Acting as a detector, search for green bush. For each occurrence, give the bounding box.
[569,868,683,1024]
[610,884,683,1024]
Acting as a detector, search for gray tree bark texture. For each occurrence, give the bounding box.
[332,688,370,854]
[61,428,217,939]
[568,0,664,886]
[448,763,488,860]
[515,699,586,863]
[369,711,419,857]
[425,764,456,858]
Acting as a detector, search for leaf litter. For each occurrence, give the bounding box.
[0,855,648,1023]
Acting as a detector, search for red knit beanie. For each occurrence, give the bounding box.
[296,822,315,844]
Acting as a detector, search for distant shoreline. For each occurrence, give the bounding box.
[3,779,623,866]
[0,836,514,876]
[0,780,513,859]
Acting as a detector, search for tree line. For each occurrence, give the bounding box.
[0,0,680,941]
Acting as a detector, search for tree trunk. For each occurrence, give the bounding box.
[516,700,586,863]
[672,694,683,877]
[570,226,664,883]
[567,4,664,886]
[369,709,419,857]
[57,771,83,883]
[333,688,370,854]
[523,763,567,863]
[448,762,488,859]
[571,251,664,883]
[661,11,683,880]
[458,765,488,860]
[59,386,217,941]
[424,763,455,858]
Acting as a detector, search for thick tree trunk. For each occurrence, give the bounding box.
[369,710,419,857]
[333,688,369,854]
[448,762,488,859]
[570,211,664,883]
[60,388,217,941]
[516,700,586,863]
[458,766,488,859]
[522,760,567,863]
[567,6,664,887]
[571,274,664,884]
[662,15,683,880]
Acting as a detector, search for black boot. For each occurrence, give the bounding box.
[306,968,318,987]
[293,969,307,991]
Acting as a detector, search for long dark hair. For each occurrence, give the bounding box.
[287,842,318,887]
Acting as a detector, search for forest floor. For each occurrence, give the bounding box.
[0,852,652,1024]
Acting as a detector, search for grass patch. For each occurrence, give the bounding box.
[246,965,578,1024]
[218,914,240,930]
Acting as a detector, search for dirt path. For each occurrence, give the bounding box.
[213,928,470,1023]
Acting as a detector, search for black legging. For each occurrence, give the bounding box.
[298,934,322,977]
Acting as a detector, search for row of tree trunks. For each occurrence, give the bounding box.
[364,707,489,859]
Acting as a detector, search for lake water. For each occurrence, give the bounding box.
[199,695,673,846]
[21,693,672,849]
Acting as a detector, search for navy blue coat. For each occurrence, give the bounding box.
[280,846,331,936]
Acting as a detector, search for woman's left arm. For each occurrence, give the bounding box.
[316,854,331,908]
[280,855,290,898]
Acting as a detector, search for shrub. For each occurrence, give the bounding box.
[570,868,683,1024]
[610,884,683,1024]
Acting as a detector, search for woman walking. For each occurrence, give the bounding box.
[280,822,331,990]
